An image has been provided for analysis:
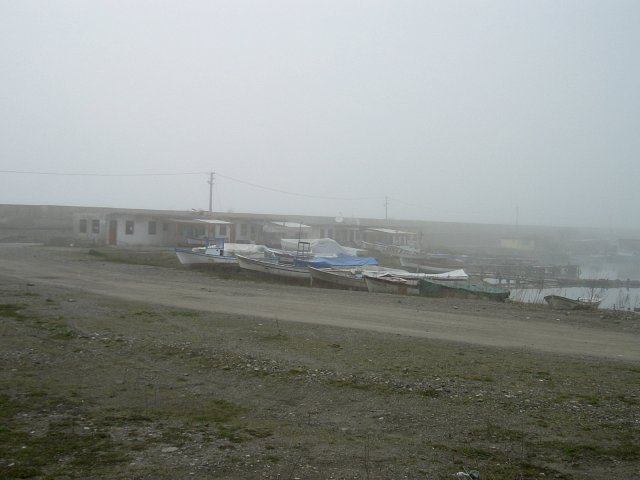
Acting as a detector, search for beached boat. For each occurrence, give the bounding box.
[364,274,420,295]
[236,254,311,280]
[309,267,369,291]
[175,244,238,266]
[543,295,601,310]
[364,269,470,295]
[308,265,402,291]
[175,242,267,266]
[418,279,510,301]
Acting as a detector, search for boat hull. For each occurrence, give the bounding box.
[309,267,367,291]
[237,255,310,280]
[544,295,601,310]
[364,275,419,295]
[175,248,238,266]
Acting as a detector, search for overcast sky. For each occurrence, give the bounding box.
[1,1,638,229]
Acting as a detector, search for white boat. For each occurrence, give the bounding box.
[236,255,311,280]
[175,242,266,266]
[175,244,238,266]
[544,295,601,310]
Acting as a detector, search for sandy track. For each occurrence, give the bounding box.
[1,244,638,361]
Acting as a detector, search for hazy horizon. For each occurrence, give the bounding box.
[2,1,638,230]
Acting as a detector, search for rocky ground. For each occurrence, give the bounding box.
[0,244,639,479]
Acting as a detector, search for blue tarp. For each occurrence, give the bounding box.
[296,256,379,268]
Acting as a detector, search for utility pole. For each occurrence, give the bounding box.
[208,172,215,215]
[384,196,389,221]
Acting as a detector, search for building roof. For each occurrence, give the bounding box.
[366,228,417,235]
[171,218,232,225]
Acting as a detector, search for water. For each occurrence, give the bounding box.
[508,255,640,310]
[509,286,640,311]
[574,254,640,282]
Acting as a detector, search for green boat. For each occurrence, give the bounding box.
[418,279,510,302]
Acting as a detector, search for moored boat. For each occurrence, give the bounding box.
[543,294,601,310]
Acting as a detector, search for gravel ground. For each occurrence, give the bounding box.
[1,244,639,479]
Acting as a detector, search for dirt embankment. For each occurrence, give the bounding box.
[1,244,639,479]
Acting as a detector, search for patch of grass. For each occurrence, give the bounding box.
[466,374,495,382]
[328,377,441,398]
[0,396,128,478]
[452,445,494,460]
[480,462,568,480]
[0,303,26,319]
[418,388,441,398]
[88,248,179,268]
[170,309,200,318]
[149,398,246,425]
[544,435,640,461]
[32,317,76,339]
[482,423,524,442]
[261,332,289,341]
[617,394,640,406]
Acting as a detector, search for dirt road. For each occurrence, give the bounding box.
[1,244,638,361]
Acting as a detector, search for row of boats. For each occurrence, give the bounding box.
[175,240,604,309]
[175,239,512,301]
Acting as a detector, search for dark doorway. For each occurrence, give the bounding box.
[108,220,117,245]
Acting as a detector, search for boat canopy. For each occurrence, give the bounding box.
[378,269,469,280]
[281,238,366,257]
[220,243,267,255]
[298,256,379,268]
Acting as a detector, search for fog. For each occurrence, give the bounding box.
[1,1,638,229]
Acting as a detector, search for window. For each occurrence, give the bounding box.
[125,221,134,235]
[240,223,248,236]
[79,219,87,233]
[148,221,157,235]
[91,220,100,234]
[219,225,227,236]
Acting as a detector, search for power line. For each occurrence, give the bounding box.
[0,168,383,202]
[215,172,381,201]
[0,169,207,177]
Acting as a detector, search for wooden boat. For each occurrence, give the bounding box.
[364,274,420,295]
[309,267,368,291]
[308,265,403,291]
[364,269,469,296]
[418,279,510,301]
[236,254,310,280]
[543,295,601,310]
